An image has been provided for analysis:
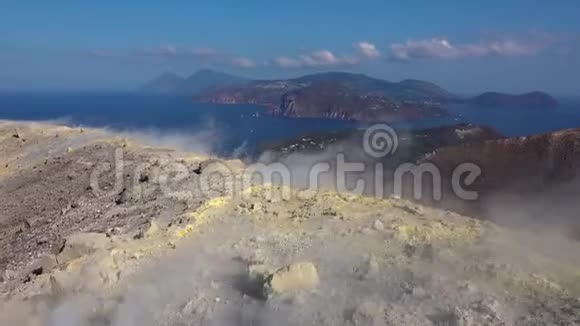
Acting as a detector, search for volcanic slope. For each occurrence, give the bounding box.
[0,121,578,325]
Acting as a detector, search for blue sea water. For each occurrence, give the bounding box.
[0,94,359,156]
[447,99,580,137]
[0,93,579,156]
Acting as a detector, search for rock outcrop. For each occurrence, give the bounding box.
[275,81,447,122]
[421,128,580,237]
[263,262,320,296]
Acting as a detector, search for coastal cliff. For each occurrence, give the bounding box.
[194,72,451,122]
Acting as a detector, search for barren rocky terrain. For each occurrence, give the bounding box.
[0,121,579,325]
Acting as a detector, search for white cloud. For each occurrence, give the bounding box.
[231,57,256,68]
[272,49,357,68]
[300,50,340,66]
[486,40,531,56]
[89,32,564,70]
[388,36,550,62]
[354,41,380,59]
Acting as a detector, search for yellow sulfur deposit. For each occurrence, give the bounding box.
[175,224,194,238]
[0,165,11,177]
[204,196,230,208]
[187,196,230,220]
[177,153,208,164]
[395,219,481,244]
[507,273,567,300]
[176,196,231,238]
[242,183,293,201]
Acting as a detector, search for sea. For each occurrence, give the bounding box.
[1,93,579,157]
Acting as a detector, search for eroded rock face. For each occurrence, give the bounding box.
[422,128,580,237]
[263,262,320,296]
[0,121,244,285]
[277,82,447,122]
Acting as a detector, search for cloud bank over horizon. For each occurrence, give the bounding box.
[85,31,570,71]
[388,32,565,62]
[1,2,579,93]
[1,30,578,94]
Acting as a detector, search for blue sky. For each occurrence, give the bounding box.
[1,1,579,94]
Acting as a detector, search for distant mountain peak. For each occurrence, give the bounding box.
[149,71,185,83]
[470,91,559,108]
[140,69,247,95]
[139,72,186,94]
